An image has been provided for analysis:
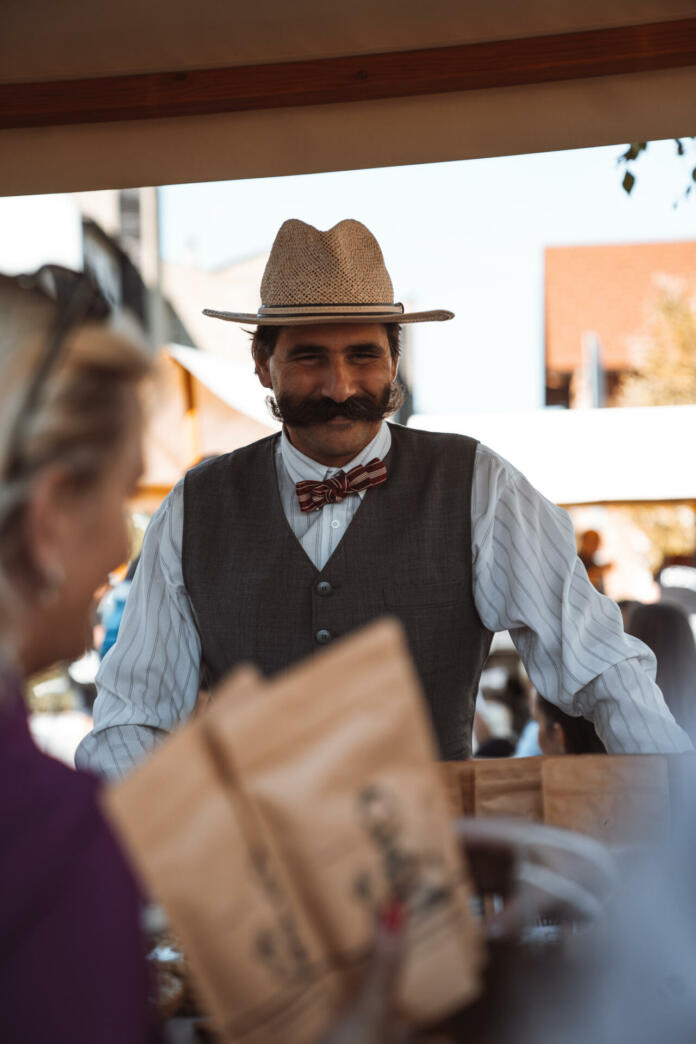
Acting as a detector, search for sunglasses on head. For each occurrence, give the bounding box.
[5,265,112,482]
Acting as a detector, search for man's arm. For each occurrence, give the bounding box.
[75,481,202,778]
[471,444,691,754]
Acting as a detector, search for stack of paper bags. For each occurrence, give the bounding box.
[443,753,696,845]
[103,619,484,1043]
[441,758,543,821]
[542,754,671,843]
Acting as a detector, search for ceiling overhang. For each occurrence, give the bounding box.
[3,19,696,130]
[2,2,695,195]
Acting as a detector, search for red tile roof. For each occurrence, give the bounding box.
[545,241,696,372]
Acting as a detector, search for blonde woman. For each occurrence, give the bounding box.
[0,267,160,1044]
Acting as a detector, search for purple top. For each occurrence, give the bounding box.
[0,672,161,1044]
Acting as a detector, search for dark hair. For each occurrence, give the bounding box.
[626,602,696,738]
[494,675,531,739]
[536,695,606,755]
[251,323,402,365]
[475,737,516,759]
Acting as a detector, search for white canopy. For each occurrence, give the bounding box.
[410,405,696,505]
[167,344,279,430]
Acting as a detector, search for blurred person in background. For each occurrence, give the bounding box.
[99,554,140,659]
[474,670,532,757]
[475,737,516,758]
[577,528,611,594]
[514,718,542,757]
[534,692,606,755]
[514,680,542,758]
[493,673,531,740]
[626,601,696,743]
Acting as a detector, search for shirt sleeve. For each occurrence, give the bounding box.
[75,481,202,779]
[470,443,692,754]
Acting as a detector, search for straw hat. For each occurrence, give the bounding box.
[203,218,454,326]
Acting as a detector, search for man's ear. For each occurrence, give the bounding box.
[253,347,273,390]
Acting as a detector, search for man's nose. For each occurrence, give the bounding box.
[321,358,357,402]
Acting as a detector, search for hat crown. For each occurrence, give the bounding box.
[260,219,394,307]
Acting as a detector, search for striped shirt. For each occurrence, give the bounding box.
[76,422,691,778]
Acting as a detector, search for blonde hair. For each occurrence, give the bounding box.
[0,274,151,650]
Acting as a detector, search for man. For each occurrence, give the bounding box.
[77,219,690,778]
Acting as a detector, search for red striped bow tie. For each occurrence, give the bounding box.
[296,457,388,513]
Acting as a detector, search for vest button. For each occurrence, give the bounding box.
[315,629,332,645]
[316,580,333,596]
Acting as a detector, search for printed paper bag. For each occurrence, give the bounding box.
[439,762,475,817]
[214,618,484,1025]
[542,754,671,844]
[104,670,340,1044]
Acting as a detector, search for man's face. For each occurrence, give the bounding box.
[255,323,398,467]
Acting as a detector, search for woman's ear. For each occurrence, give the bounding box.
[24,466,71,593]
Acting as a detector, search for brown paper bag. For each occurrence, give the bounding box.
[104,670,341,1044]
[541,754,671,844]
[104,620,483,1039]
[439,762,475,817]
[213,619,483,1025]
[472,757,543,820]
[439,759,542,822]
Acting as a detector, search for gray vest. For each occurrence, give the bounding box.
[183,424,492,759]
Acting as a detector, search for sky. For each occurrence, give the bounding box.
[0,138,693,415]
[159,138,696,413]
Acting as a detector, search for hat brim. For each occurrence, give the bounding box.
[202,308,454,326]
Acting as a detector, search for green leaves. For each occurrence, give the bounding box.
[617,142,646,195]
[620,142,647,162]
[617,138,696,204]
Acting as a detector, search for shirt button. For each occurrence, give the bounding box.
[315,629,332,645]
[316,581,333,596]
[331,519,340,529]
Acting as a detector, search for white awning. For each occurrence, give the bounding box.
[166,344,280,430]
[409,405,696,505]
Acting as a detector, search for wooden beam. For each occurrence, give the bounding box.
[2,18,696,130]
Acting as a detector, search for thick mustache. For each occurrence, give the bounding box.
[268,390,391,426]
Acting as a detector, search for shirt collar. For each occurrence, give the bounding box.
[280,421,392,484]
